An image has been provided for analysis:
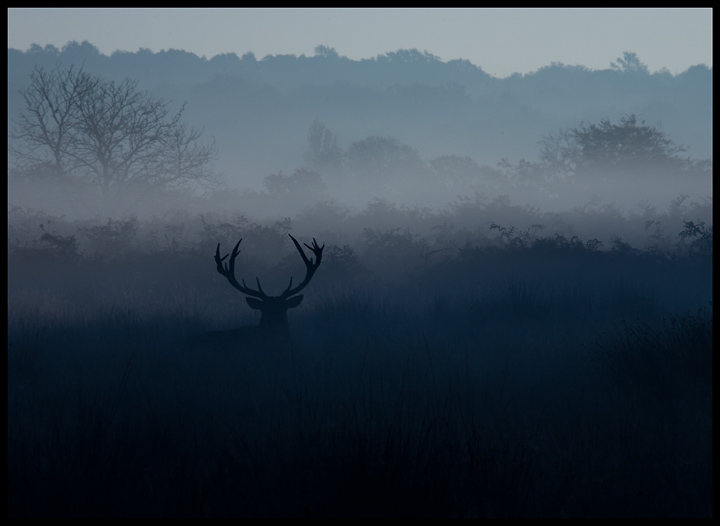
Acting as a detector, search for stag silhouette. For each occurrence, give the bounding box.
[189,234,324,348]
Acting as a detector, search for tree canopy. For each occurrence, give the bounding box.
[538,114,687,179]
[345,136,425,181]
[9,65,218,209]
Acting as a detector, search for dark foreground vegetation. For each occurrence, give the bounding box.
[7,200,712,518]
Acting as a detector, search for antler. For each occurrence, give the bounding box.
[215,235,324,299]
[214,239,267,299]
[279,234,325,298]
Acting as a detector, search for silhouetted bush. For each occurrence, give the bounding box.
[79,217,138,258]
[678,220,712,257]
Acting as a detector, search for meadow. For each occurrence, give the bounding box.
[7,201,713,517]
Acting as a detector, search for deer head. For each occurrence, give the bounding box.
[212,234,324,338]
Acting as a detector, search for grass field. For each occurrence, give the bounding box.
[8,239,712,517]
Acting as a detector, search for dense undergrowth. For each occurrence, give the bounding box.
[7,198,713,517]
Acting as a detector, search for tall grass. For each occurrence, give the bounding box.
[8,279,712,517]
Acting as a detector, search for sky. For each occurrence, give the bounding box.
[7,8,712,78]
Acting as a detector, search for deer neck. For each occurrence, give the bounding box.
[258,312,290,333]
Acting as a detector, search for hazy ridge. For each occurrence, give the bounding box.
[7,42,712,198]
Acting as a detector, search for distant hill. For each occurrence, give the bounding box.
[7,41,712,190]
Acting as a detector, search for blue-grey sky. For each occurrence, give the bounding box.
[7,8,712,78]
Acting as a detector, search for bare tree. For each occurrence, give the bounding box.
[9,65,218,209]
[9,66,92,182]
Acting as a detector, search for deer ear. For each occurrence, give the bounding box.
[246,297,263,310]
[285,295,304,309]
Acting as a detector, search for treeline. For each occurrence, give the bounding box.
[7,43,713,181]
[7,59,712,220]
[8,42,711,98]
